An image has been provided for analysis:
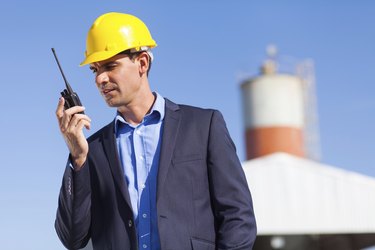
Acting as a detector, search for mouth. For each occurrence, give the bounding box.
[102,88,115,96]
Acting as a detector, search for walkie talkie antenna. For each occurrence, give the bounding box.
[51,48,74,94]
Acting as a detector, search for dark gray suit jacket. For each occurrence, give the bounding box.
[55,98,256,250]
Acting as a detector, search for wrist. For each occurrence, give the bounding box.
[70,154,87,171]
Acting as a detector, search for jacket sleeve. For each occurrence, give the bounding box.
[207,110,257,250]
[55,159,91,250]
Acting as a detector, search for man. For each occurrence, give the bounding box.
[55,12,256,250]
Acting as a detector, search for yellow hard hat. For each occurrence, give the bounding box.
[80,12,157,66]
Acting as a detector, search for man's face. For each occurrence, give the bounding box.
[89,53,143,108]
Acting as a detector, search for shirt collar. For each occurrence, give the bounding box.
[114,92,165,133]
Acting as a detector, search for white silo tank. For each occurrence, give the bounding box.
[241,60,305,160]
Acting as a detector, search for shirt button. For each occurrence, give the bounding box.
[136,130,142,135]
[143,244,147,248]
[142,213,147,218]
[128,220,133,227]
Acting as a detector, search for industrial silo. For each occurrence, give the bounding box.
[242,48,375,250]
[241,47,320,161]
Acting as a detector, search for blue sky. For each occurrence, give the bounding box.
[0,1,374,249]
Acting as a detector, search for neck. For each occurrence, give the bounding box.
[118,91,156,125]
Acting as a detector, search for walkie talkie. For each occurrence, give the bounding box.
[51,48,84,114]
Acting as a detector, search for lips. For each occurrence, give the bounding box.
[102,88,115,95]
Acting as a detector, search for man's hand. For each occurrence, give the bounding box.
[56,97,91,170]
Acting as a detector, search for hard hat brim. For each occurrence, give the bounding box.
[80,44,157,66]
[80,50,121,66]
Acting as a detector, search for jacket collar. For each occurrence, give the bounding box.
[101,98,181,207]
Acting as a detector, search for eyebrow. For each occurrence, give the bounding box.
[90,61,118,71]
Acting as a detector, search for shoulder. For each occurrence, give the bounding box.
[165,97,221,119]
[164,98,227,128]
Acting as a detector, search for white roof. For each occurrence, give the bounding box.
[243,153,375,235]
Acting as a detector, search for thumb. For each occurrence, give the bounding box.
[56,97,65,119]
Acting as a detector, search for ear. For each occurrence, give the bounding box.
[137,52,150,76]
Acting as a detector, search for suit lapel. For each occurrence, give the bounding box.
[101,122,132,209]
[157,99,181,202]
[100,99,181,206]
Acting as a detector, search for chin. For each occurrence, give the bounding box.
[107,103,118,108]
[105,99,117,107]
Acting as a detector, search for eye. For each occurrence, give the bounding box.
[105,64,116,71]
[89,66,97,74]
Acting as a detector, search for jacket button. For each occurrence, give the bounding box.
[128,220,133,227]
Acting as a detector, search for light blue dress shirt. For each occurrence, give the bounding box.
[114,92,164,250]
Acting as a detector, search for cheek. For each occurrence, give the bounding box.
[95,77,100,88]
[94,73,104,87]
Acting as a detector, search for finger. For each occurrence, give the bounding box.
[64,106,86,116]
[56,97,65,121]
[68,114,91,128]
[84,122,91,130]
[70,120,90,136]
[61,107,87,132]
[60,110,71,132]
[76,119,91,131]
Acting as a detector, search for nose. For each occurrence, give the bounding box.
[96,72,109,88]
